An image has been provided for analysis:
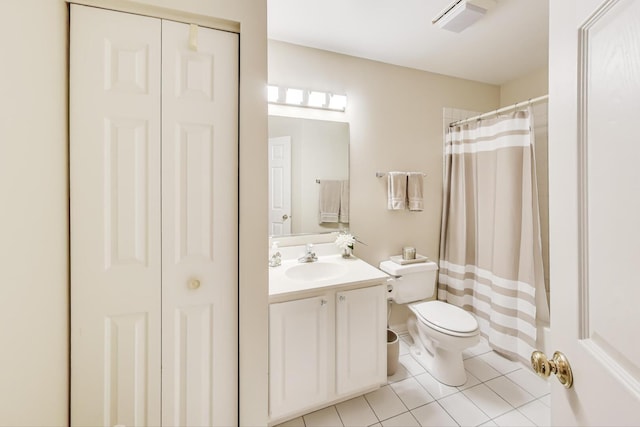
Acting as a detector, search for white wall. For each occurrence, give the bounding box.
[500,66,548,107]
[0,1,69,424]
[0,0,268,425]
[269,40,500,328]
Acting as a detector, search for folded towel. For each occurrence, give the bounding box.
[339,180,350,223]
[387,172,407,210]
[407,172,424,211]
[318,180,342,223]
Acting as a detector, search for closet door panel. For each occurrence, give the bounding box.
[70,5,161,427]
[161,21,239,427]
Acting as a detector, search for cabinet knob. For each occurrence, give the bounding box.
[187,278,201,290]
[339,295,346,302]
[320,299,327,306]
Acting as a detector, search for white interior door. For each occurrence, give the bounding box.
[70,6,162,426]
[160,20,238,427]
[549,0,640,424]
[268,136,292,236]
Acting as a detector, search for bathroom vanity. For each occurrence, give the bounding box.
[268,243,389,425]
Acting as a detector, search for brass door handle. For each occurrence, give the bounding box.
[282,214,289,221]
[531,350,573,389]
[187,278,201,290]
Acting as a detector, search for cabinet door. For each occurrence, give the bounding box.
[336,285,387,395]
[269,296,332,419]
[70,6,162,426]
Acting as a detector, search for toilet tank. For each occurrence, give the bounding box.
[379,260,439,304]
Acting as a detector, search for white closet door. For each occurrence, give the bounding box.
[160,21,239,427]
[70,5,162,427]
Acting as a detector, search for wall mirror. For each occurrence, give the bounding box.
[268,115,350,237]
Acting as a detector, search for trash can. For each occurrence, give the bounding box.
[387,329,399,376]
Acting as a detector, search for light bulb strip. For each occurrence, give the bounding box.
[267,85,347,112]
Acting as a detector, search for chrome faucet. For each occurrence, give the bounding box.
[298,243,318,263]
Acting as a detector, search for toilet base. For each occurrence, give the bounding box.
[407,315,478,387]
[409,343,468,386]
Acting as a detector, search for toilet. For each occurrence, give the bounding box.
[379,260,480,386]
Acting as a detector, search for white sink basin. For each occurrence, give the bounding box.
[285,261,348,281]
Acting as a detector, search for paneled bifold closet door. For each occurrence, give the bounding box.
[70,5,238,427]
[160,19,238,427]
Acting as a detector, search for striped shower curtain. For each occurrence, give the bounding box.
[438,109,546,363]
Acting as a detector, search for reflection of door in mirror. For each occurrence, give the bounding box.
[268,116,349,237]
[268,136,292,236]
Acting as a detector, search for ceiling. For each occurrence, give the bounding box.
[267,0,549,86]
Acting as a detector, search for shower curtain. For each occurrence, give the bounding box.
[438,108,548,363]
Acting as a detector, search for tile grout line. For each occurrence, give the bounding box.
[411,361,541,425]
[370,382,413,424]
[333,403,346,427]
[398,335,548,426]
[357,392,387,427]
[289,339,549,427]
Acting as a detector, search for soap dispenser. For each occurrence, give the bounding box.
[269,242,281,267]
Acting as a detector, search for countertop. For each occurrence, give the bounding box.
[269,254,389,300]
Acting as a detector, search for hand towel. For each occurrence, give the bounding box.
[318,180,342,223]
[407,172,424,211]
[387,172,407,210]
[339,180,350,223]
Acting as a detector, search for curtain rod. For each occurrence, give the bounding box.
[449,94,549,127]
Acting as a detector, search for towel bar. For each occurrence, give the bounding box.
[376,171,427,178]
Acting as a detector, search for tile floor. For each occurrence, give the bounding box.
[276,334,551,427]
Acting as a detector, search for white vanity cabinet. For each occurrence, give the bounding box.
[336,286,387,395]
[269,282,386,423]
[269,295,333,418]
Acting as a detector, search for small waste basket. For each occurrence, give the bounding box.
[387,329,399,376]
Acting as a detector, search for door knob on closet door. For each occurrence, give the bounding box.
[187,278,201,290]
[531,350,573,388]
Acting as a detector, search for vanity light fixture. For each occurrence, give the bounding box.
[307,91,327,108]
[267,85,280,103]
[328,94,347,111]
[285,88,304,105]
[267,84,347,112]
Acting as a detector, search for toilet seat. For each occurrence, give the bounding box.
[409,301,479,338]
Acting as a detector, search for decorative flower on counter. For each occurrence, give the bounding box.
[335,233,356,258]
[335,232,356,251]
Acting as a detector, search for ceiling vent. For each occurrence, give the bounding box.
[432,0,488,33]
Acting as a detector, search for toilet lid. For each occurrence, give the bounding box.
[411,301,478,333]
